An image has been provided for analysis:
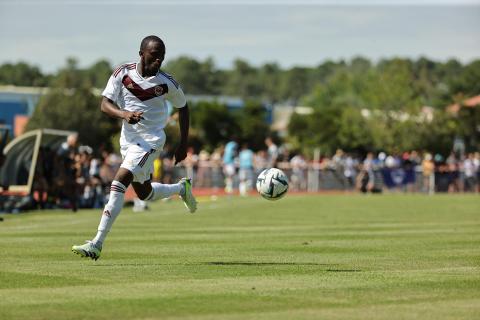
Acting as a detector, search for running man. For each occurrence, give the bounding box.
[72,35,197,260]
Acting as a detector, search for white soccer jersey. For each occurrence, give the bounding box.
[102,62,187,150]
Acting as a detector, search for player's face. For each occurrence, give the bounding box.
[140,41,165,76]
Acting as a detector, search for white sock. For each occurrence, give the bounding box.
[92,180,126,246]
[146,182,182,201]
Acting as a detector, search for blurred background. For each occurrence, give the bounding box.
[0,0,479,212]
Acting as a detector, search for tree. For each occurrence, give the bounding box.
[26,58,118,150]
[165,56,223,95]
[236,101,270,150]
[224,59,261,98]
[0,62,50,86]
[279,66,312,104]
[258,63,282,103]
[189,101,239,150]
[85,59,112,88]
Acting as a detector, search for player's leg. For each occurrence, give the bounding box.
[72,167,132,260]
[132,147,196,213]
[133,177,197,213]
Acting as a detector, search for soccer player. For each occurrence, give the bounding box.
[72,35,197,260]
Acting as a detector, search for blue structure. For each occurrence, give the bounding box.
[0,87,274,139]
[0,86,44,137]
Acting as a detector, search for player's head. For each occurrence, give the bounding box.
[139,35,166,76]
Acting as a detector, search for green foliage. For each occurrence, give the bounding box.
[288,57,480,155]
[2,55,479,153]
[224,59,262,98]
[0,62,50,86]
[189,101,239,150]
[165,56,224,95]
[85,59,112,89]
[237,101,270,150]
[26,58,118,149]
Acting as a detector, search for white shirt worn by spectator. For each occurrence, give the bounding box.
[464,158,476,178]
[268,143,278,167]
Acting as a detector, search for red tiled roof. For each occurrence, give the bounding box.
[464,95,480,107]
[446,95,480,114]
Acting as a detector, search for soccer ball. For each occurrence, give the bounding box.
[256,168,289,200]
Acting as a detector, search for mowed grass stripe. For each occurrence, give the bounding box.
[0,195,479,320]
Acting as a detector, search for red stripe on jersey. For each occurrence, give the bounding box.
[113,63,128,77]
[121,75,169,101]
[113,65,125,77]
[113,63,136,77]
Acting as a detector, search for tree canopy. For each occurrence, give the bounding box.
[2,55,479,155]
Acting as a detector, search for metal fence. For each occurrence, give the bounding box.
[170,162,477,194]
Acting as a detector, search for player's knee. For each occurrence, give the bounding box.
[137,192,149,200]
[132,182,152,200]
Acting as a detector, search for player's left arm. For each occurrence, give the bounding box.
[174,104,189,165]
[165,76,189,165]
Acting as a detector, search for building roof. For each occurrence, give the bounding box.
[447,95,480,114]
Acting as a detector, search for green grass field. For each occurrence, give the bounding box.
[0,194,479,320]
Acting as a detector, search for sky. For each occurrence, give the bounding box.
[0,0,479,73]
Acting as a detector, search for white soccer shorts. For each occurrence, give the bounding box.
[120,143,161,184]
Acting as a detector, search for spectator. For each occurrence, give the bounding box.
[184,147,198,183]
[223,138,238,194]
[343,153,358,190]
[238,143,254,196]
[57,133,79,212]
[402,151,416,192]
[475,152,480,193]
[210,147,224,189]
[196,150,211,188]
[290,153,307,191]
[362,152,376,192]
[463,153,477,192]
[265,136,279,168]
[446,152,461,193]
[421,153,435,194]
[254,150,269,183]
[160,147,174,184]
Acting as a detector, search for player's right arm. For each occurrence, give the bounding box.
[101,66,143,124]
[100,97,143,124]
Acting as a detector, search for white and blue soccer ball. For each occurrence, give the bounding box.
[256,168,289,200]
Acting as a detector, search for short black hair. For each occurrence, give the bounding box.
[140,35,165,53]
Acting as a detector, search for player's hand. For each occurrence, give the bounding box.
[174,143,187,165]
[122,111,144,124]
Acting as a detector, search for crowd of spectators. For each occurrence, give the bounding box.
[29,134,121,211]
[178,138,480,196]
[11,135,479,212]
